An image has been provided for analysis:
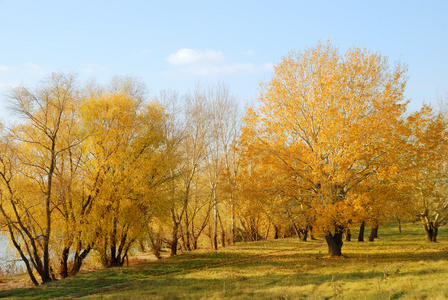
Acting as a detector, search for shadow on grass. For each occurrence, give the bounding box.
[1,232,447,299]
[0,252,248,299]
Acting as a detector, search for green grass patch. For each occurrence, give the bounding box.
[1,223,448,299]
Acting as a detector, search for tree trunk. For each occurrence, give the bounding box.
[170,222,179,256]
[324,227,344,257]
[60,246,70,279]
[7,225,39,286]
[231,202,236,244]
[396,217,402,233]
[184,211,192,251]
[300,228,308,241]
[193,236,199,250]
[218,212,226,248]
[274,224,279,239]
[71,247,91,274]
[424,224,438,242]
[369,225,378,242]
[358,221,365,242]
[309,225,316,240]
[345,228,351,241]
[213,191,218,250]
[264,222,271,240]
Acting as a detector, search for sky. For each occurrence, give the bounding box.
[0,0,447,122]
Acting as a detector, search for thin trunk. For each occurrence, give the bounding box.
[231,199,235,244]
[193,236,199,250]
[7,224,39,285]
[290,223,301,238]
[309,225,316,240]
[170,222,179,256]
[345,228,351,242]
[369,225,378,242]
[213,189,218,250]
[396,216,402,234]
[179,222,187,251]
[184,209,192,251]
[274,224,279,240]
[358,221,365,242]
[43,141,57,284]
[218,212,226,248]
[265,222,271,240]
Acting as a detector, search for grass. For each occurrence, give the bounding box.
[0,223,447,299]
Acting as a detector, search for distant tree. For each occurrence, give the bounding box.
[400,107,448,242]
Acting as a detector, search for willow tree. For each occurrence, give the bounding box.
[0,73,85,284]
[239,42,408,256]
[80,86,168,267]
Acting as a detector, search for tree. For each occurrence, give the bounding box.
[160,87,210,256]
[239,42,408,256]
[0,73,85,284]
[400,107,448,242]
[203,82,239,250]
[80,83,168,267]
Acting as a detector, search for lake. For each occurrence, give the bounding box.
[0,234,25,275]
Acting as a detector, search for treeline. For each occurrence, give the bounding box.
[0,43,447,285]
[0,74,245,284]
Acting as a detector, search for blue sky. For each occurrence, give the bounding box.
[1,0,447,121]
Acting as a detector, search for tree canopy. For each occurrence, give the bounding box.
[239,42,409,256]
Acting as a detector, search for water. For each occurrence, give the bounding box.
[0,234,25,275]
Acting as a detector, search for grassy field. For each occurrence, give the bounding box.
[0,223,447,299]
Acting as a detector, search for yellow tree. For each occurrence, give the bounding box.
[0,73,84,284]
[400,106,448,242]
[80,86,167,267]
[240,42,408,256]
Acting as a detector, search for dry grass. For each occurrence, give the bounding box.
[0,223,447,299]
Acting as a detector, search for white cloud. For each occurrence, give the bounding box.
[166,49,224,65]
[165,48,273,78]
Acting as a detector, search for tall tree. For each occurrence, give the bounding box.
[80,84,167,267]
[162,88,211,256]
[239,42,408,256]
[203,82,239,250]
[0,73,84,284]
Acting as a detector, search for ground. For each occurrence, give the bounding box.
[0,223,447,299]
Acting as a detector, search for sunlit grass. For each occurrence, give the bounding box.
[0,223,447,299]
